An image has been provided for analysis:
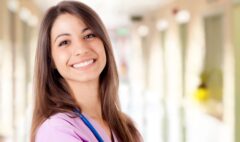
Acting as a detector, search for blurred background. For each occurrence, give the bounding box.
[0,0,240,142]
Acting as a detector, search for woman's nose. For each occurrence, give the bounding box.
[72,40,89,56]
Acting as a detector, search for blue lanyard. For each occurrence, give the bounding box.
[74,109,104,142]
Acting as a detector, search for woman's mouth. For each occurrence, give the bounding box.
[72,59,95,68]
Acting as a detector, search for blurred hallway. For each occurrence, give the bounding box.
[0,0,240,142]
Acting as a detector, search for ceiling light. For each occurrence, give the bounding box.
[19,7,31,22]
[176,10,190,24]
[156,20,169,31]
[8,0,19,12]
[138,25,149,37]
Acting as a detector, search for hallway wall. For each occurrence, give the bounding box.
[126,0,236,142]
[0,0,40,141]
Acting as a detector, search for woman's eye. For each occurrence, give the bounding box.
[84,34,96,40]
[59,40,70,47]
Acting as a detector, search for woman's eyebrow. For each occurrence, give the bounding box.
[82,27,90,33]
[54,33,70,43]
[54,27,91,43]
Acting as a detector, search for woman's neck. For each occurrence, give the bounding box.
[67,79,112,139]
[67,79,102,119]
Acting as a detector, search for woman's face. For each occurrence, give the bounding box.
[51,13,106,84]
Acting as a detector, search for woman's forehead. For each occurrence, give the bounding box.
[50,14,91,39]
[53,14,86,29]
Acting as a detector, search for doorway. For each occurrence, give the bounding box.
[203,14,223,104]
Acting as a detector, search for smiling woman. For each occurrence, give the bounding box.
[30,1,142,142]
[51,13,106,84]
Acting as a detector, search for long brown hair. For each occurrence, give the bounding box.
[30,1,141,142]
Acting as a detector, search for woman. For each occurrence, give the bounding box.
[30,1,142,142]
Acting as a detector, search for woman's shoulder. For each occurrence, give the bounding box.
[38,112,77,130]
[45,112,76,125]
[35,112,87,142]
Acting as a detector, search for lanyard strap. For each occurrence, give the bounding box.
[74,109,104,142]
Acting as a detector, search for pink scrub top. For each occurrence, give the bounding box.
[35,112,118,142]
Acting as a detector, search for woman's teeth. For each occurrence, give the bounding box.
[73,59,94,68]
